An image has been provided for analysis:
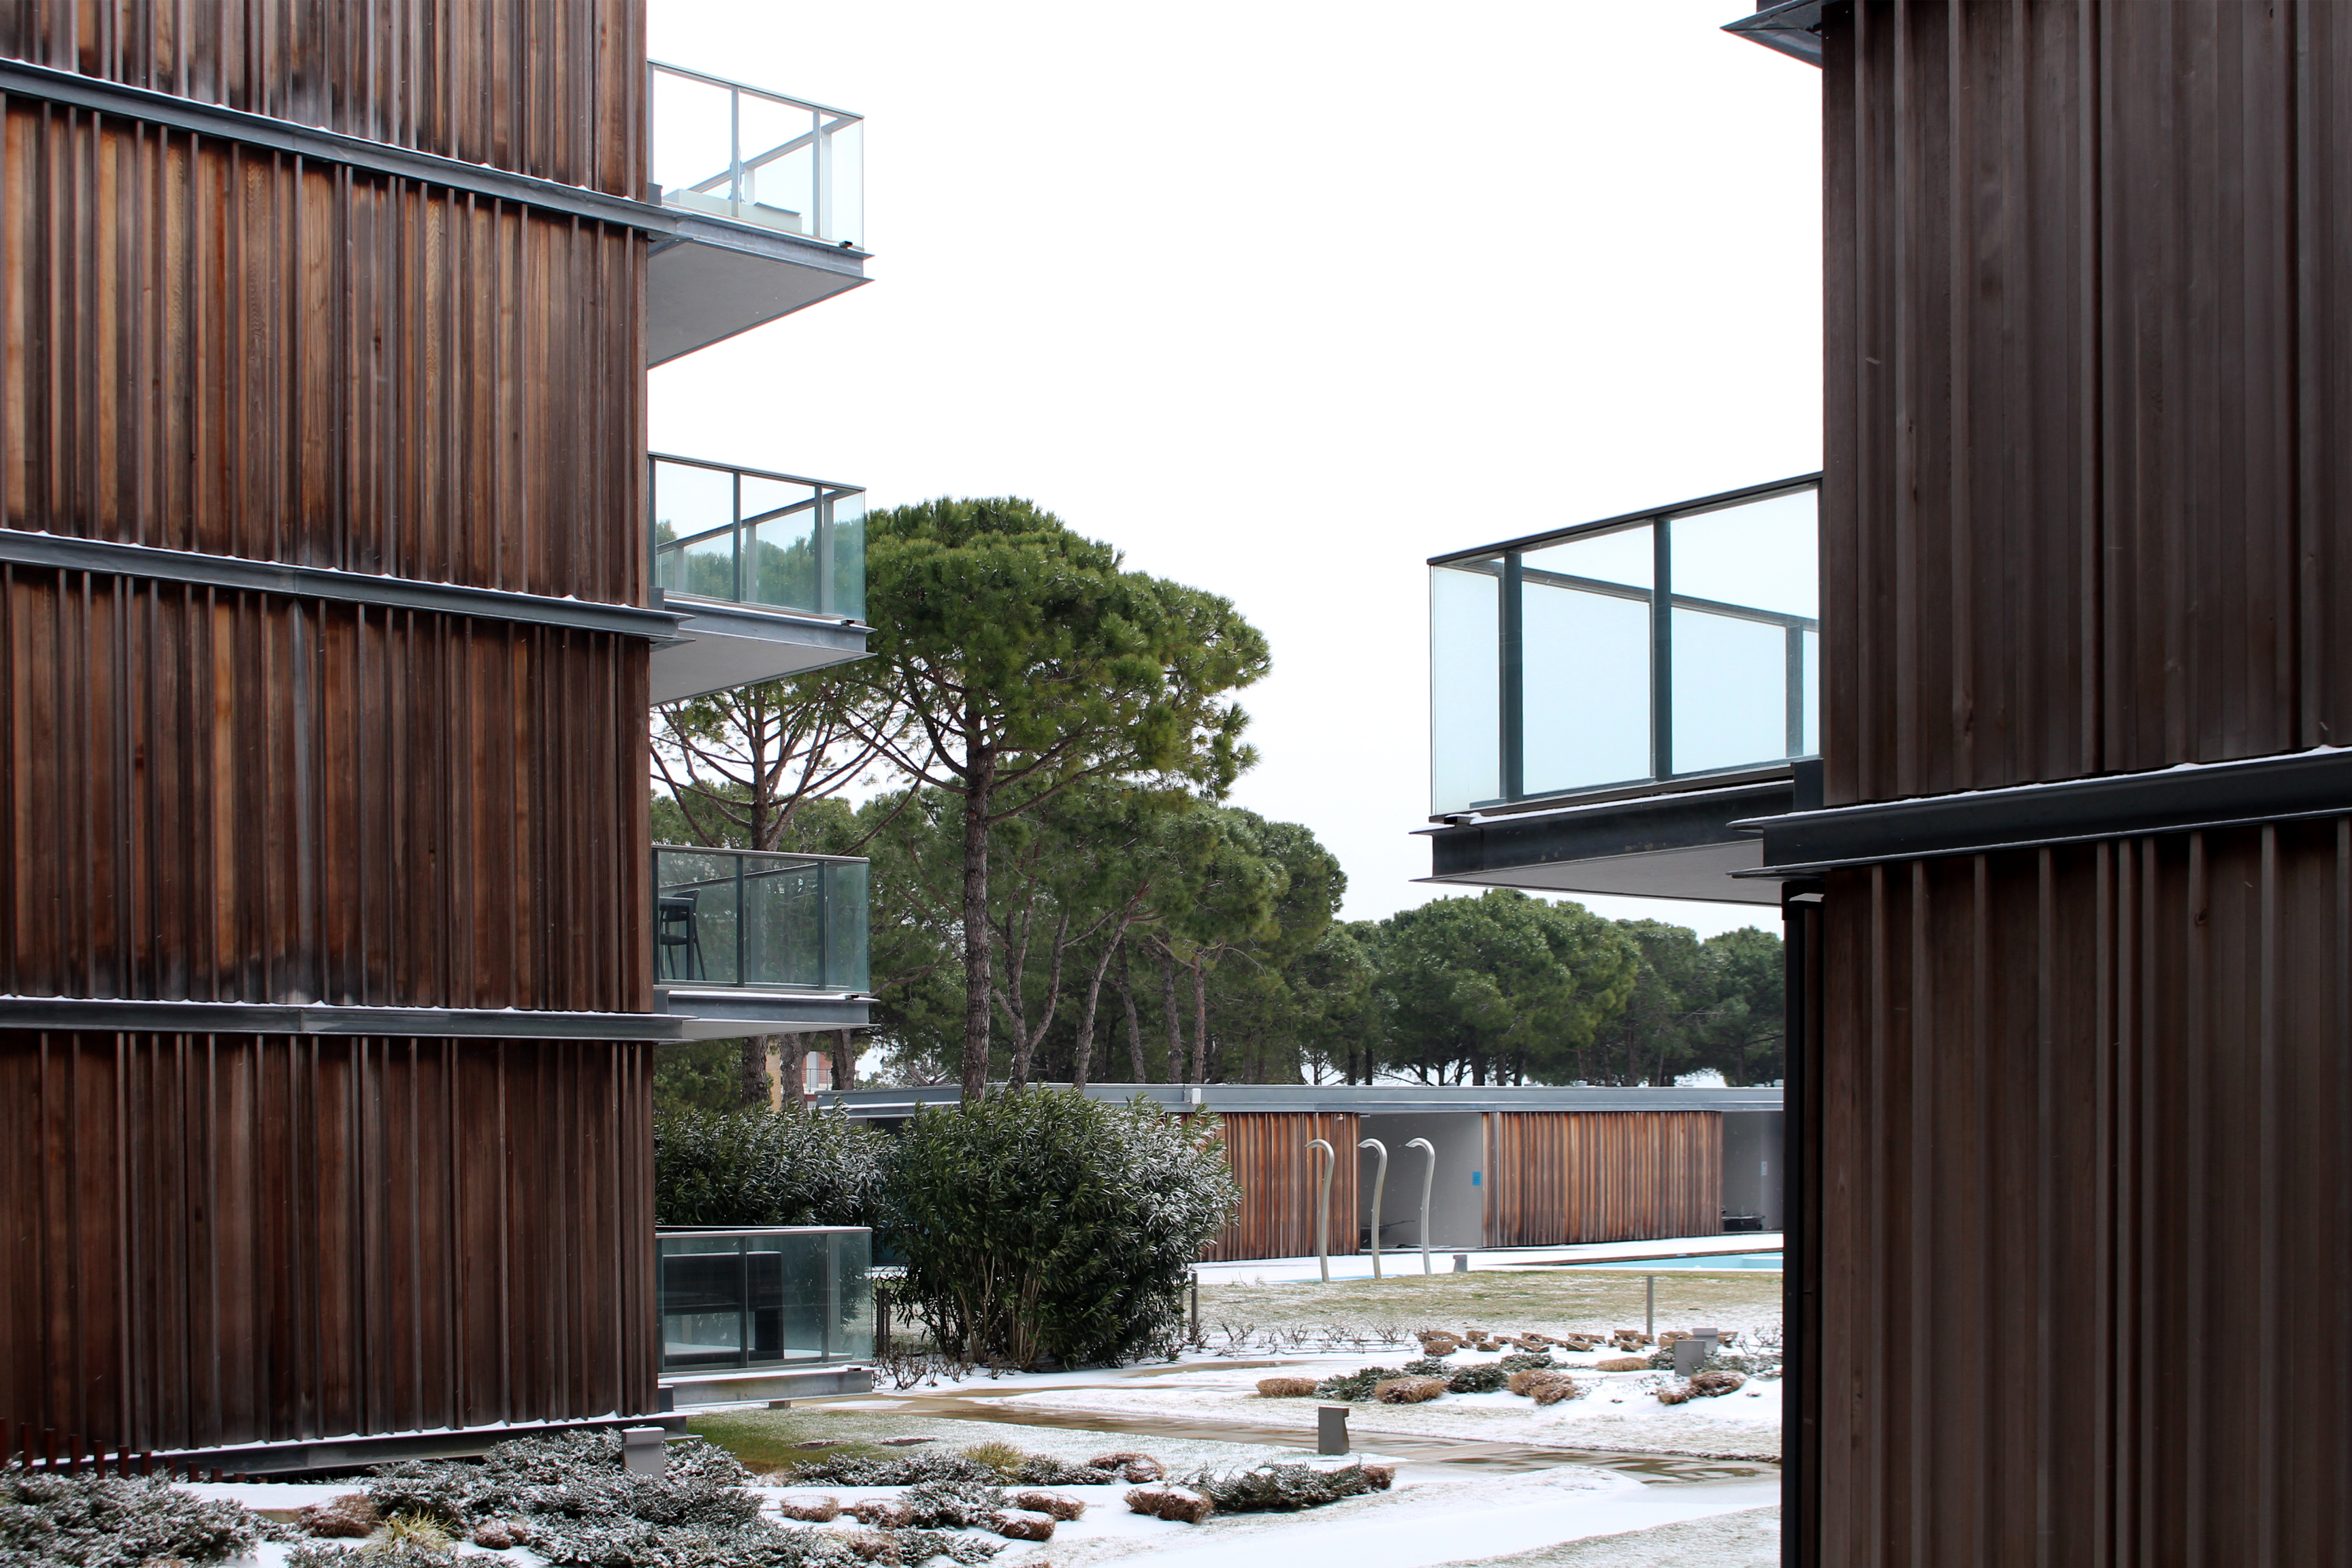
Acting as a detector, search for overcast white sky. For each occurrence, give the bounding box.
[648,1,1823,939]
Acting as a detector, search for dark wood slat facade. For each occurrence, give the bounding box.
[1486,1111,1721,1248]
[0,1030,657,1455]
[0,103,647,600]
[0,0,647,195]
[1823,0,2352,809]
[0,2,658,1462]
[1803,4,2352,1563]
[0,572,649,1011]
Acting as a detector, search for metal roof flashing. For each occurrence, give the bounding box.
[1722,0,1829,67]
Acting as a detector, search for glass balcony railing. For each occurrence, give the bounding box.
[654,846,870,992]
[1429,476,1820,815]
[656,1227,872,1374]
[649,63,863,248]
[651,454,866,622]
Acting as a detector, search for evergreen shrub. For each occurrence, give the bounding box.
[0,1468,276,1567]
[653,1105,885,1227]
[882,1092,1239,1368]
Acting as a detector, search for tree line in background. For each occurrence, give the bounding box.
[651,495,1784,1106]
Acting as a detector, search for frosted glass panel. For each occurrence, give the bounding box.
[1524,583,1650,794]
[1669,491,1816,617]
[1672,608,1788,774]
[1431,564,1501,813]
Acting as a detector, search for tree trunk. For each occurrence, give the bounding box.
[1007,911,1068,1094]
[960,747,996,1102]
[1118,971,1148,1082]
[1071,929,1126,1093]
[739,1035,773,1109]
[1160,949,1184,1084]
[1188,954,1209,1085]
[832,1028,857,1094]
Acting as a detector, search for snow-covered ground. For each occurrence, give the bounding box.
[180,1464,1778,1568]
[1192,1234,1782,1286]
[944,1349,1780,1463]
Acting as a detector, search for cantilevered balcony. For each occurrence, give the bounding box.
[648,454,869,702]
[652,846,871,1037]
[1420,474,1821,904]
[646,63,868,365]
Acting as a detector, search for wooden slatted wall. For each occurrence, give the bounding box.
[1489,1111,1722,1247]
[1823,0,2352,811]
[0,1029,658,1456]
[0,106,649,602]
[0,0,647,195]
[1202,1112,1360,1263]
[0,573,650,1012]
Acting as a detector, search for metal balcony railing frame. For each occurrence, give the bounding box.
[1430,472,1823,811]
[648,453,865,621]
[653,844,870,994]
[647,61,863,244]
[654,1226,872,1375]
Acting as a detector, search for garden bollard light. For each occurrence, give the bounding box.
[1405,1137,1437,1274]
[1307,1139,1336,1281]
[1452,1252,1469,1273]
[622,1427,667,1477]
[1646,1275,1656,1339]
[1318,1404,1351,1456]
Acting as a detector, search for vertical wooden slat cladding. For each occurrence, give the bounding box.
[0,0,647,194]
[1822,2,2352,807]
[1810,826,2352,1566]
[1203,1113,1360,1263]
[0,570,651,1012]
[1489,1113,1721,1247]
[0,1029,657,1456]
[0,105,647,601]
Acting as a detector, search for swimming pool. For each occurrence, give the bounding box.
[1565,1252,1783,1271]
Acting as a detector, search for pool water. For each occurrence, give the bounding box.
[1565,1252,1783,1271]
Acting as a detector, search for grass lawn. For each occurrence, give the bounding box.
[1198,1269,1782,1339]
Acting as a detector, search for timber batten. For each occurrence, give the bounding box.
[0,1,662,1462]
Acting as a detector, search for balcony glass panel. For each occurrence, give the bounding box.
[1428,479,1818,813]
[1671,606,1788,774]
[655,846,871,992]
[655,1227,873,1374]
[1431,561,1502,814]
[650,64,864,250]
[1524,581,1650,796]
[650,455,866,621]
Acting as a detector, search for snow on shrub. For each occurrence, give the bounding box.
[1658,1369,1749,1405]
[1508,1370,1586,1404]
[1124,1488,1214,1524]
[1192,1462,1394,1514]
[1373,1376,1447,1404]
[777,1496,844,1522]
[991,1512,1055,1541]
[883,1092,1240,1369]
[653,1102,885,1228]
[1439,1362,1509,1394]
[1595,1356,1651,1372]
[1087,1451,1166,1483]
[1414,1333,1461,1356]
[1009,1490,1085,1521]
[1256,1377,1320,1398]
[1,1468,280,1568]
[1496,1352,1556,1373]
[1313,1366,1407,1401]
[296,1492,380,1539]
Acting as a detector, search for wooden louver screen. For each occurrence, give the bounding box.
[1200,1111,1360,1263]
[1489,1111,1722,1247]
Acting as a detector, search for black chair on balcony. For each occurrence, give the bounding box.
[657,889,706,980]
